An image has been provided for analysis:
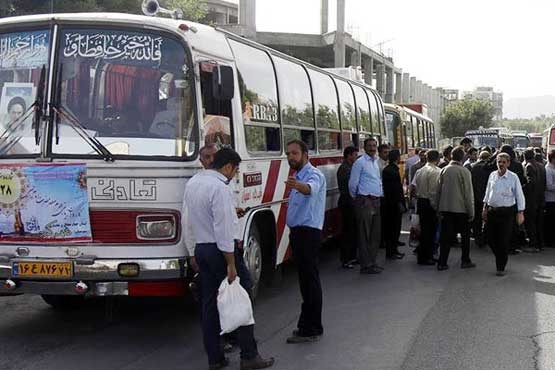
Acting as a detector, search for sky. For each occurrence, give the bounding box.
[232,0,555,100]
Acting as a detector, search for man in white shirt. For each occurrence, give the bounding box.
[184,148,274,370]
[482,152,525,276]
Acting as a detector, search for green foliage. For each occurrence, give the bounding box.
[0,0,207,22]
[165,0,207,21]
[440,97,495,138]
[495,115,553,134]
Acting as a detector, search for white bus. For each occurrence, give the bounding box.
[0,5,387,307]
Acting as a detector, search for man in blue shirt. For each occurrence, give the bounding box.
[285,139,326,344]
[482,152,525,276]
[348,137,384,274]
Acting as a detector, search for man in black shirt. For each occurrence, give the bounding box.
[336,146,359,268]
[471,151,491,247]
[382,149,406,260]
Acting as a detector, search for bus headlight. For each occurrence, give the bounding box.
[136,214,176,240]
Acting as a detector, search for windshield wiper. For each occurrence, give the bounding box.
[52,105,115,162]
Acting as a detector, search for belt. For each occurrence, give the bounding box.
[487,205,514,211]
[360,195,380,200]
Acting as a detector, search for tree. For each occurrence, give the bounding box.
[0,0,207,22]
[440,97,495,139]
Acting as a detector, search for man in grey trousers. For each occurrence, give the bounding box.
[348,137,384,274]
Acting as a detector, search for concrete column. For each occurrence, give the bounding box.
[350,47,361,67]
[376,64,386,98]
[409,76,417,103]
[394,72,402,103]
[363,57,374,87]
[423,84,430,107]
[239,0,256,39]
[334,0,346,67]
[320,0,328,34]
[385,67,394,103]
[402,73,410,103]
[415,80,422,103]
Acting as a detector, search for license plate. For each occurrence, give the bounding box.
[12,261,73,278]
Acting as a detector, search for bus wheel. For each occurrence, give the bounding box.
[41,295,85,310]
[245,225,263,299]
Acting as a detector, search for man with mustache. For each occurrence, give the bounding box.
[285,139,326,344]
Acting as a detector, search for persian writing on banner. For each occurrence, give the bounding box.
[0,30,50,70]
[62,30,163,64]
[0,163,92,242]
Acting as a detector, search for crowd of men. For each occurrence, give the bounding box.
[183,137,555,369]
[337,137,555,277]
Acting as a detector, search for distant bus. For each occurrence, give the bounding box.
[529,133,543,148]
[511,131,530,151]
[464,129,507,149]
[384,103,436,179]
[543,125,555,153]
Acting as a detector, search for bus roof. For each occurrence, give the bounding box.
[0,12,382,96]
[384,103,433,123]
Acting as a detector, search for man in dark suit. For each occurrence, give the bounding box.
[523,149,542,252]
[382,149,405,260]
[336,146,359,268]
[533,150,547,249]
[471,151,492,247]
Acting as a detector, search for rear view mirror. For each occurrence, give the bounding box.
[212,65,234,100]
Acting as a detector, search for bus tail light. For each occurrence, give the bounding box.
[136,214,176,241]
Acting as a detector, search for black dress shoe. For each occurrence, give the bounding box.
[461,261,476,269]
[240,355,275,369]
[437,264,449,271]
[342,262,354,269]
[209,357,229,370]
[418,260,436,266]
[360,266,382,274]
[386,253,403,260]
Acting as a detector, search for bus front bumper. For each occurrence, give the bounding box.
[0,257,188,296]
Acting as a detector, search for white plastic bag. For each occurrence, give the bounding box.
[409,213,420,248]
[217,277,255,335]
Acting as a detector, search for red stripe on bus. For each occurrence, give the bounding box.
[276,168,295,246]
[310,156,343,166]
[261,159,281,203]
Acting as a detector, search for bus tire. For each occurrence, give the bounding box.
[41,295,85,310]
[245,224,264,299]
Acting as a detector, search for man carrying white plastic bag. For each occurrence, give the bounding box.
[218,276,255,334]
[184,148,274,370]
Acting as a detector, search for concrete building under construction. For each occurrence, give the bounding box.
[203,0,449,130]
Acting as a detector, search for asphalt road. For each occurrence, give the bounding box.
[2,236,555,370]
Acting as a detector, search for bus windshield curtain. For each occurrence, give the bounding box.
[104,65,160,124]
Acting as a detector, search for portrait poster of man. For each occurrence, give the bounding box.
[0,82,35,131]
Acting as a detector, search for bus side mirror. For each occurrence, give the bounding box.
[212,65,234,100]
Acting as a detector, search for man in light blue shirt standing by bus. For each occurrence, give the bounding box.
[285,139,326,344]
[349,137,384,274]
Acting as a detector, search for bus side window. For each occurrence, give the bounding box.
[308,69,341,151]
[334,78,357,148]
[228,39,281,154]
[367,89,381,142]
[273,56,315,151]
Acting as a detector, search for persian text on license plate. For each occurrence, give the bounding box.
[12,261,73,278]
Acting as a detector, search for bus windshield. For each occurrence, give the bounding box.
[0,29,51,156]
[3,26,198,159]
[52,27,197,159]
[467,134,498,149]
[513,136,529,149]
